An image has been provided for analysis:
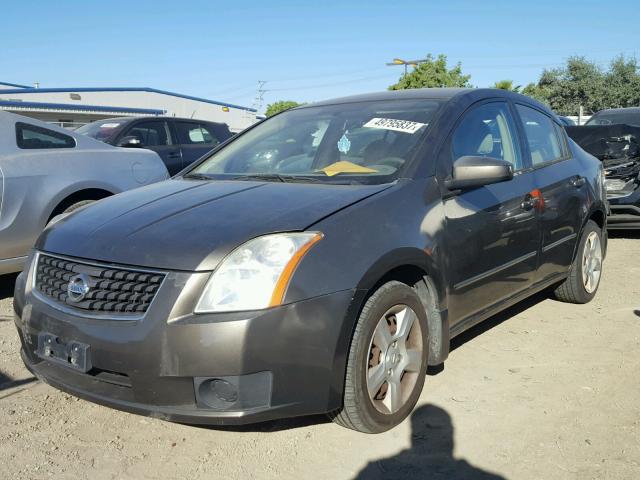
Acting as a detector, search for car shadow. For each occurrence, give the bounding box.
[0,273,18,302]
[449,290,549,353]
[187,413,330,433]
[0,370,37,392]
[353,404,505,479]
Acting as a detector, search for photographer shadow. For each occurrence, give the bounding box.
[354,404,505,480]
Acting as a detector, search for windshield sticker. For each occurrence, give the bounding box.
[319,161,378,177]
[337,132,351,154]
[100,123,121,129]
[363,117,426,134]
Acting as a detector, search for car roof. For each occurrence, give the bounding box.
[90,116,228,126]
[299,88,551,114]
[593,107,640,115]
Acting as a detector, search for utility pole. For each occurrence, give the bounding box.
[245,80,267,124]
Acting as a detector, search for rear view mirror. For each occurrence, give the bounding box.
[117,136,142,148]
[445,156,514,190]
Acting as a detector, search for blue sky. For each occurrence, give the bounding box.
[1,0,638,113]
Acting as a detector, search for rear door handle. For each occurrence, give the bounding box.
[570,176,586,188]
[167,151,182,159]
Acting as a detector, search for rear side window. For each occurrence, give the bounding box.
[16,122,76,149]
[451,102,522,170]
[125,121,170,146]
[175,122,222,146]
[516,105,565,166]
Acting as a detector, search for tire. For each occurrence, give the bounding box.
[47,200,96,228]
[331,281,429,433]
[553,220,603,304]
[62,200,95,214]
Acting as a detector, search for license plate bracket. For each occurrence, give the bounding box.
[36,333,92,373]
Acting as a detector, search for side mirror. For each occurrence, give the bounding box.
[117,136,142,148]
[445,156,514,190]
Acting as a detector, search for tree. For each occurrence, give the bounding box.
[265,100,303,117]
[389,54,472,90]
[521,55,640,115]
[493,80,521,92]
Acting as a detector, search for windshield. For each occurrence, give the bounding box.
[76,119,125,142]
[187,99,443,185]
[586,111,640,127]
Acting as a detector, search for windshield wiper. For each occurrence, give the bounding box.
[231,174,324,183]
[183,173,214,181]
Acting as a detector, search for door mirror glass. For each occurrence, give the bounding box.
[117,136,142,148]
[446,155,514,190]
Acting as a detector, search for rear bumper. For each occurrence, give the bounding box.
[14,268,360,425]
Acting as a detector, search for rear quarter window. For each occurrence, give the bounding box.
[16,122,76,149]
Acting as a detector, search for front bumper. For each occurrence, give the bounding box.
[13,264,360,425]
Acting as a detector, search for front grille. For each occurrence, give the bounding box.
[35,254,165,315]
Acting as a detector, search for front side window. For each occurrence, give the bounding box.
[451,102,522,170]
[16,122,76,149]
[125,121,169,147]
[176,122,220,146]
[516,104,564,166]
[188,99,443,185]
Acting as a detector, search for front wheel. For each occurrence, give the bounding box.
[553,220,603,304]
[331,281,429,433]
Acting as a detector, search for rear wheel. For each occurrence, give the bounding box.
[332,281,428,433]
[553,220,603,304]
[61,200,95,214]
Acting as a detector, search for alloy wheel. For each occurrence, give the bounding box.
[366,304,423,414]
[582,231,602,294]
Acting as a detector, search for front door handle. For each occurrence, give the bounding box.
[521,189,545,212]
[167,151,182,159]
[521,195,537,211]
[570,176,586,188]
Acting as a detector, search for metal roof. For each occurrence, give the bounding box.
[0,100,165,115]
[0,81,30,89]
[0,86,256,112]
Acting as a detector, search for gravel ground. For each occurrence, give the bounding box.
[1,234,639,480]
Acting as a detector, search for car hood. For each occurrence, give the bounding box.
[37,179,391,271]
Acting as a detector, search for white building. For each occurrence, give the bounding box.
[0,81,256,132]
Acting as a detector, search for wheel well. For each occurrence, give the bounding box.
[366,264,448,366]
[49,188,113,221]
[589,209,605,230]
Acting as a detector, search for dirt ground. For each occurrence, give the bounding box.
[1,234,639,480]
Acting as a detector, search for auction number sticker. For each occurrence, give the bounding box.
[363,118,426,134]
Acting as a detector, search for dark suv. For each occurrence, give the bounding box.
[77,117,233,175]
[14,89,607,433]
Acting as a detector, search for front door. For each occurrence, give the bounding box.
[122,120,183,175]
[442,101,540,326]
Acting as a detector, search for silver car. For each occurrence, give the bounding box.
[0,112,168,274]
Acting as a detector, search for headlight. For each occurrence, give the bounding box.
[195,232,323,313]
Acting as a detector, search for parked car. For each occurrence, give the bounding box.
[567,123,640,229]
[77,116,233,175]
[585,107,640,127]
[0,111,168,275]
[14,88,607,433]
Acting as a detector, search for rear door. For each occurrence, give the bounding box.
[173,121,225,169]
[514,104,586,283]
[442,100,540,325]
[120,120,182,175]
